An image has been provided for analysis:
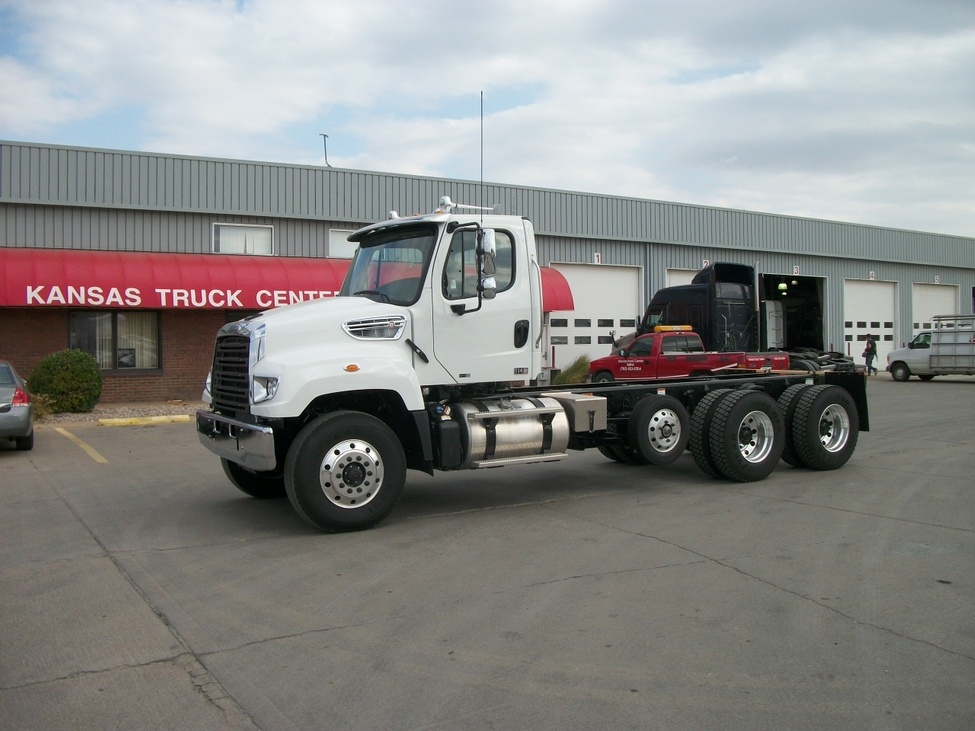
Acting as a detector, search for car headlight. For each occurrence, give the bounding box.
[251,375,279,404]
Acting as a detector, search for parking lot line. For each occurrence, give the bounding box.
[54,427,109,464]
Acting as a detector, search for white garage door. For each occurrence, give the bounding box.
[550,263,642,370]
[844,279,896,369]
[912,283,958,333]
[666,268,698,287]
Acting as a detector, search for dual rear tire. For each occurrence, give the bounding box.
[691,390,784,482]
[688,384,859,481]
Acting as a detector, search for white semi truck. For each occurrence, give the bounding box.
[197,198,869,532]
[886,314,975,381]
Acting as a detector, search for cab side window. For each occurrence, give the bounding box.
[661,336,682,354]
[629,338,653,356]
[442,229,514,300]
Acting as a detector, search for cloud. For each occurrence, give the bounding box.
[1,0,973,235]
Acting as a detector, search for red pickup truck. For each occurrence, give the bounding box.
[588,328,790,382]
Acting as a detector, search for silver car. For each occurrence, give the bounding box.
[0,359,34,451]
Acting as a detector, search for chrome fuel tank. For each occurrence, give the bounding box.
[452,397,569,468]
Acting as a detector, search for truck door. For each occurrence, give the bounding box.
[429,225,539,384]
[619,336,657,378]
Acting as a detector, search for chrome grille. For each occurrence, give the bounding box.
[212,334,249,413]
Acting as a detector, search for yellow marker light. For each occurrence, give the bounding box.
[654,325,693,332]
[344,364,360,372]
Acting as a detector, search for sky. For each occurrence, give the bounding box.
[1,0,974,237]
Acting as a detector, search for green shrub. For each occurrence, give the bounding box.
[28,349,103,413]
[30,393,56,421]
[552,355,591,385]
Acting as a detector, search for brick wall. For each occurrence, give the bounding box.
[0,308,226,403]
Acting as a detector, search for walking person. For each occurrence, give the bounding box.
[863,333,878,375]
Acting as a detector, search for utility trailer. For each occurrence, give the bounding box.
[196,198,869,532]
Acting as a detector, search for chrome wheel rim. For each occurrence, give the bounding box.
[818,405,851,453]
[737,410,775,463]
[647,407,682,454]
[319,439,383,509]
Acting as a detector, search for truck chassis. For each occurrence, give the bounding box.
[199,369,867,532]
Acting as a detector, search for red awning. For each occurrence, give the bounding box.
[540,266,574,312]
[0,249,575,313]
[0,249,351,309]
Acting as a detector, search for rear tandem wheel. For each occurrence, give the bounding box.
[706,390,784,482]
[789,385,859,471]
[688,390,731,479]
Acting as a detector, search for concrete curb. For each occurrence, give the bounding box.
[97,414,193,427]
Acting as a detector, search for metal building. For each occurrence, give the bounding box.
[2,141,973,401]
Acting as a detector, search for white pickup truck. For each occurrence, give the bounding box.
[886,314,975,381]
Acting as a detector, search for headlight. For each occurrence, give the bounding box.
[203,370,213,403]
[250,323,267,366]
[251,375,279,404]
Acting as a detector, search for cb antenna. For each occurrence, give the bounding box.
[480,91,484,222]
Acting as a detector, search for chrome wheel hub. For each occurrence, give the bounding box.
[319,439,383,509]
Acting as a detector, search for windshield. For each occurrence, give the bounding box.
[340,225,437,305]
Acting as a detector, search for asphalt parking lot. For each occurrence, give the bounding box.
[1,375,973,730]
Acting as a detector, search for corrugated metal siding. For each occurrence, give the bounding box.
[0,203,353,258]
[4,141,973,269]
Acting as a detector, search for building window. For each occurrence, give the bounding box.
[329,229,358,259]
[69,312,160,370]
[551,319,568,328]
[212,223,273,255]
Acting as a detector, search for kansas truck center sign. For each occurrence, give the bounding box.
[1,249,350,310]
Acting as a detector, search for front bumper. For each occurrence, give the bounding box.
[196,410,276,472]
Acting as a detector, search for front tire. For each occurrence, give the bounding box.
[284,411,406,532]
[593,371,614,383]
[890,362,911,381]
[221,458,286,499]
